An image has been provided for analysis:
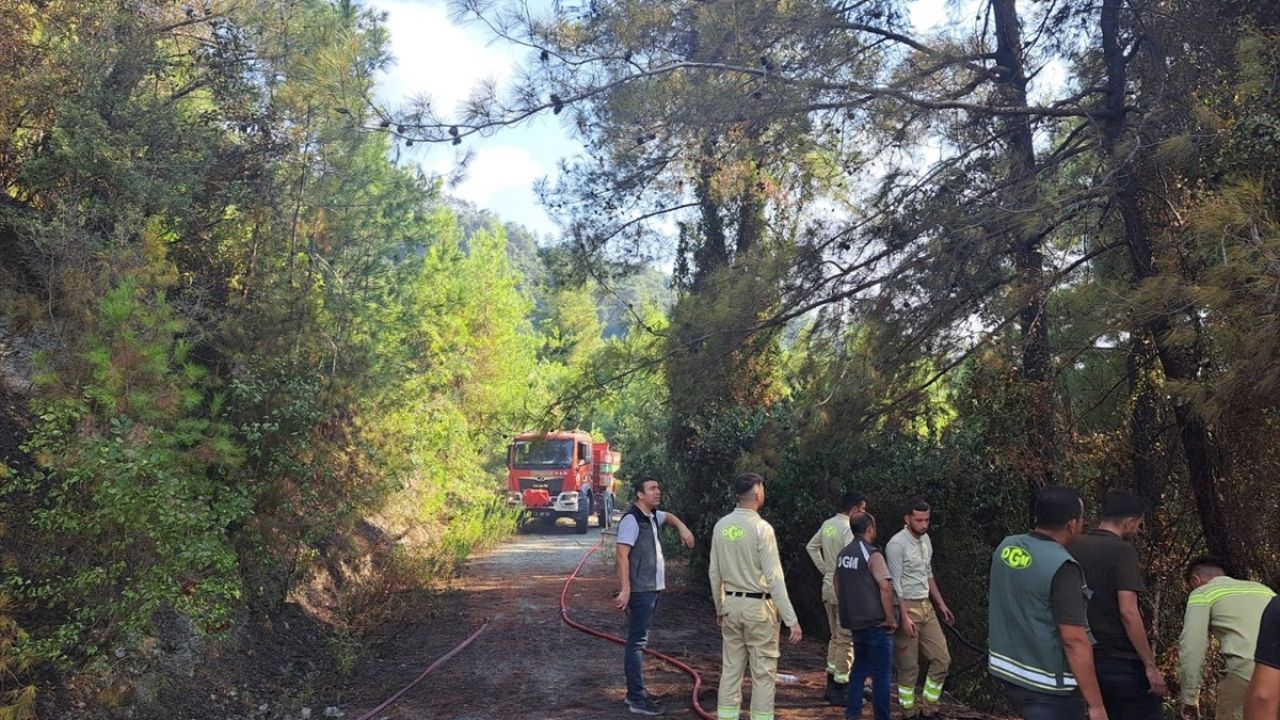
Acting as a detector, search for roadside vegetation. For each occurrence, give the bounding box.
[2,0,1279,716]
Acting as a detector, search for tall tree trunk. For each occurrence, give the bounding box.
[1098,0,1240,567]
[691,143,728,292]
[1125,336,1162,503]
[991,0,1058,495]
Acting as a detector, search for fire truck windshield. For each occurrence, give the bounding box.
[511,439,574,469]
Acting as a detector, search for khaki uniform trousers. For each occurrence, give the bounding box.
[717,595,781,720]
[824,601,854,683]
[1216,672,1249,720]
[894,598,951,715]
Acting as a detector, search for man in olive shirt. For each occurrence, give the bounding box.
[710,473,803,720]
[806,489,868,705]
[1070,490,1167,720]
[886,498,953,720]
[1245,596,1280,720]
[1179,557,1276,720]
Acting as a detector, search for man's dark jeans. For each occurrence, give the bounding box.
[846,626,893,720]
[1095,656,1163,720]
[1004,681,1087,720]
[625,591,660,700]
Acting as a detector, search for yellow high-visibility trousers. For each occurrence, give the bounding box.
[717,596,781,720]
[824,601,853,683]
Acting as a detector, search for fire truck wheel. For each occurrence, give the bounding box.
[575,497,590,534]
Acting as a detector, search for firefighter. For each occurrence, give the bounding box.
[806,489,868,705]
[1178,557,1276,720]
[886,498,953,720]
[710,472,802,720]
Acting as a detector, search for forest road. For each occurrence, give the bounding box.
[339,521,988,720]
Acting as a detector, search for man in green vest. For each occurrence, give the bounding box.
[1178,557,1275,720]
[806,489,868,705]
[988,485,1107,720]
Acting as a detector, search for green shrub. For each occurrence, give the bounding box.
[7,278,248,663]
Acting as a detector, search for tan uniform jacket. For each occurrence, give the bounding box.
[1178,576,1276,705]
[710,508,798,626]
[805,513,854,604]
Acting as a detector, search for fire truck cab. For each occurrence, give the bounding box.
[506,430,619,533]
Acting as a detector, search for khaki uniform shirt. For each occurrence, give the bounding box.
[709,508,799,626]
[1178,576,1276,705]
[885,527,933,601]
[805,513,854,604]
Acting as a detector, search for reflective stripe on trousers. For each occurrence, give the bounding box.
[824,600,853,683]
[898,685,916,709]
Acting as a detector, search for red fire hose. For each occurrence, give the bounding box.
[352,535,714,720]
[560,537,716,720]
[352,621,490,720]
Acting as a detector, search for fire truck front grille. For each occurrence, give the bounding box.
[519,477,565,495]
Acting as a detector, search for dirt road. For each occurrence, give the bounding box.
[343,520,730,719]
[339,521,987,720]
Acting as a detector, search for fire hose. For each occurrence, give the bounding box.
[560,536,717,720]
[351,534,987,719]
[942,619,989,681]
[352,621,490,720]
[558,536,992,715]
[348,535,713,720]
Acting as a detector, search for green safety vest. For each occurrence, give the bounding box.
[988,533,1085,695]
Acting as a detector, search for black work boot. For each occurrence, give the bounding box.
[825,674,847,706]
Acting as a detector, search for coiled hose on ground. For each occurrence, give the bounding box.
[560,535,717,719]
[349,533,713,720]
[352,533,987,720]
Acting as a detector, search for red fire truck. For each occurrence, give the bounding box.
[506,430,621,533]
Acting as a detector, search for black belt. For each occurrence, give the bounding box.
[726,591,771,599]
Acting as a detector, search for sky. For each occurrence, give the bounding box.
[368,0,578,238]
[366,0,957,240]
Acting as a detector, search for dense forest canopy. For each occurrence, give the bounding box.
[1,0,1279,715]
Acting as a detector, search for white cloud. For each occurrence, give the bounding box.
[370,0,514,115]
[449,145,546,207]
[369,0,573,237]
[908,0,950,33]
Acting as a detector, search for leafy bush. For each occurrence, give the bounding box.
[6,279,248,664]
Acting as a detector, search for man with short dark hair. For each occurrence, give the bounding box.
[614,476,696,716]
[834,512,897,720]
[1178,557,1275,720]
[1245,596,1280,720]
[806,489,868,705]
[1070,490,1167,720]
[710,473,802,720]
[988,485,1107,720]
[887,497,952,720]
